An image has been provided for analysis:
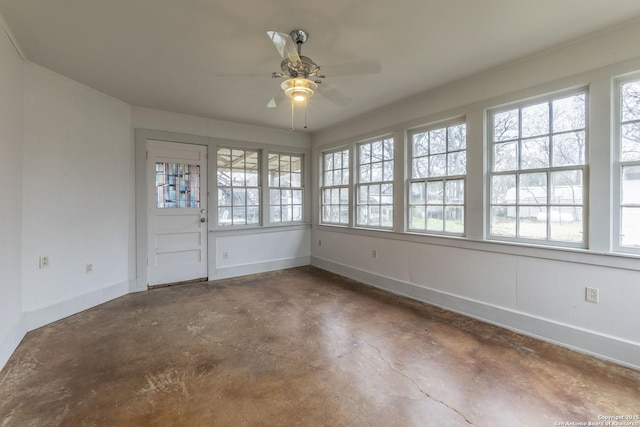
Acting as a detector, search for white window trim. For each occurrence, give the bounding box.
[613,74,640,255]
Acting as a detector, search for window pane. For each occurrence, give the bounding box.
[494,109,519,142]
[522,102,549,138]
[491,207,516,236]
[359,163,371,183]
[382,160,394,181]
[494,141,517,172]
[410,206,426,230]
[551,170,583,204]
[444,206,464,233]
[218,207,231,225]
[621,123,640,161]
[446,179,464,204]
[410,182,425,204]
[491,175,516,204]
[621,207,640,247]
[622,81,640,122]
[622,166,640,204]
[549,207,582,242]
[360,143,371,164]
[519,173,547,205]
[383,139,394,160]
[426,206,444,232]
[521,137,549,169]
[430,128,446,154]
[448,124,467,151]
[371,162,383,182]
[427,181,444,204]
[413,133,429,156]
[372,140,383,161]
[413,157,429,179]
[218,188,231,206]
[155,162,200,209]
[518,211,547,240]
[448,151,466,176]
[429,154,447,177]
[270,206,281,222]
[552,131,585,166]
[324,153,333,171]
[553,94,586,132]
[291,172,301,188]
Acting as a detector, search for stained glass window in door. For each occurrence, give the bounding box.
[155,162,201,208]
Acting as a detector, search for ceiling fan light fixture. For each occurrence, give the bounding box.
[281,78,317,102]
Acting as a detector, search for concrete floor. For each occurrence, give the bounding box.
[0,266,638,426]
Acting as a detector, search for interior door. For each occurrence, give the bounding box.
[147,140,208,286]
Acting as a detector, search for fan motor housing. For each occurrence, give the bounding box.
[281,56,319,79]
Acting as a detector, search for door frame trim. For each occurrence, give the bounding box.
[134,129,209,292]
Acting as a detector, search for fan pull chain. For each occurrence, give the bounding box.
[290,100,295,132]
[304,98,308,129]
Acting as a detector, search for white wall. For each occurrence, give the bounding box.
[311,19,640,369]
[0,18,25,368]
[21,63,132,327]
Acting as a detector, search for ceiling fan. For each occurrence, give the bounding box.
[265,29,381,129]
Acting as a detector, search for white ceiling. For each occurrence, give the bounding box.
[2,0,640,132]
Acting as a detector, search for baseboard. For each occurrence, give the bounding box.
[311,256,640,370]
[0,315,27,371]
[214,256,310,280]
[23,281,130,332]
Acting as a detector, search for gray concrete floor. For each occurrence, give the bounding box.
[1,266,638,426]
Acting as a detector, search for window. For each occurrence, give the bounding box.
[321,148,350,225]
[408,123,466,234]
[356,137,394,228]
[618,78,640,250]
[216,148,260,226]
[154,162,200,208]
[488,91,586,245]
[268,153,303,223]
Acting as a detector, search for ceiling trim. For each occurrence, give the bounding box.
[0,11,25,61]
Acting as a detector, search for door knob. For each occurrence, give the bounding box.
[200,218,206,223]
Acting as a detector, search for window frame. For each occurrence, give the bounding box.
[320,146,351,226]
[486,88,589,248]
[215,147,261,227]
[614,74,640,254]
[355,136,395,230]
[407,120,467,236]
[267,152,304,224]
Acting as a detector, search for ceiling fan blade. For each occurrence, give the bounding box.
[267,31,301,67]
[266,91,287,109]
[317,83,352,107]
[321,59,382,77]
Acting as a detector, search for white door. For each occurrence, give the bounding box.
[147,140,208,286]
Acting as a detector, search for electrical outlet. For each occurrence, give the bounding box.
[223,252,229,259]
[372,250,377,259]
[86,263,93,273]
[39,256,49,268]
[585,287,599,303]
